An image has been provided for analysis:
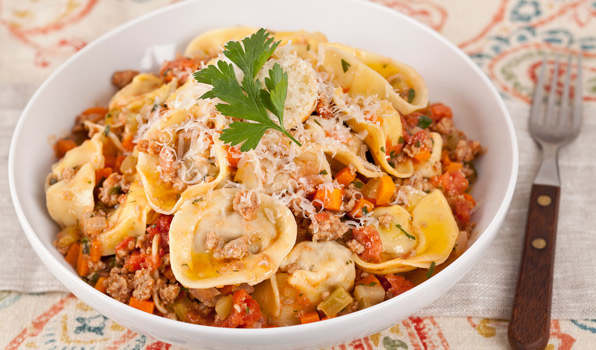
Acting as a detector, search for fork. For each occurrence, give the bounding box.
[508,54,583,350]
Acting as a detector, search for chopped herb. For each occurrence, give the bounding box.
[246,306,250,314]
[88,180,92,185]
[299,293,303,297]
[89,273,99,285]
[105,113,112,120]
[417,115,433,129]
[396,224,415,240]
[181,263,189,267]
[341,59,351,73]
[353,180,364,189]
[382,63,388,69]
[293,310,298,313]
[380,146,385,153]
[345,260,353,265]
[426,261,436,279]
[398,136,405,144]
[407,88,416,103]
[192,198,204,204]
[319,170,328,175]
[104,125,111,136]
[151,104,159,112]
[193,28,301,151]
[367,282,377,287]
[362,206,369,215]
[416,140,420,148]
[81,237,90,255]
[49,177,58,185]
[108,186,122,195]
[306,43,311,51]
[389,150,397,158]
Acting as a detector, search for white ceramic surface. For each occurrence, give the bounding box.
[8,0,518,348]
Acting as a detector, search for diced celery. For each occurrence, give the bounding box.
[316,287,353,317]
[215,295,233,320]
[354,284,385,310]
[172,300,189,321]
[55,226,80,252]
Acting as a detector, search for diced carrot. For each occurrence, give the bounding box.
[129,297,155,314]
[121,134,135,152]
[412,149,431,163]
[65,243,80,268]
[54,138,77,159]
[463,192,476,206]
[444,162,463,173]
[76,244,90,277]
[95,167,113,184]
[441,150,451,167]
[81,107,108,116]
[313,188,343,211]
[90,239,102,263]
[334,166,356,187]
[300,310,321,324]
[356,274,381,287]
[114,155,126,173]
[95,277,107,293]
[375,175,396,206]
[349,198,375,218]
[104,155,116,169]
[226,146,242,168]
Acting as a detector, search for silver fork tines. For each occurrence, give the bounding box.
[530,53,583,187]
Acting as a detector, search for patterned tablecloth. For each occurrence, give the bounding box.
[2,0,596,349]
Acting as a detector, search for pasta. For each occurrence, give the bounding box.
[47,27,483,328]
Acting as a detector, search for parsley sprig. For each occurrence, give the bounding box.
[193,28,301,151]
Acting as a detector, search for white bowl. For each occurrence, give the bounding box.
[8,0,518,348]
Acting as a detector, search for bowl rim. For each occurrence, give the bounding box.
[8,0,519,339]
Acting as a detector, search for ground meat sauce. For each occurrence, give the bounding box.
[49,33,483,328]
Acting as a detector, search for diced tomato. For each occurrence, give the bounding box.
[124,251,161,272]
[384,274,414,298]
[352,226,382,263]
[435,171,469,196]
[452,195,474,225]
[218,289,264,328]
[115,236,135,252]
[147,215,173,251]
[429,103,453,121]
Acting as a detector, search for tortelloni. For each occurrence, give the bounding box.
[169,189,297,289]
[97,179,152,255]
[253,241,355,326]
[318,43,429,115]
[136,109,229,215]
[353,190,459,274]
[46,134,106,228]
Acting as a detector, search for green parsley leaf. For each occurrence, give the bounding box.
[362,206,369,215]
[193,29,300,152]
[396,224,415,240]
[104,125,111,136]
[380,146,385,153]
[426,261,436,279]
[341,59,351,73]
[417,115,433,129]
[367,282,377,287]
[181,263,189,267]
[407,88,416,103]
[192,198,204,204]
[398,136,405,144]
[319,170,328,175]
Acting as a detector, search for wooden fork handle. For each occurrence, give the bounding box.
[508,184,560,350]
